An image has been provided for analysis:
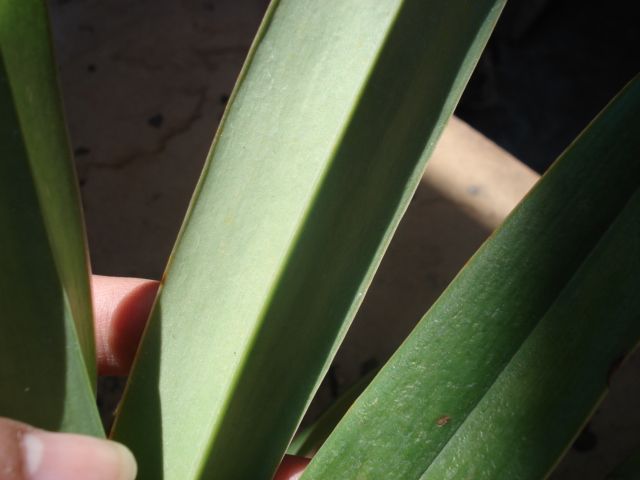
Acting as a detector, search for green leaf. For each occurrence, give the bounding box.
[287,367,379,458]
[301,75,640,479]
[0,0,101,435]
[111,0,505,478]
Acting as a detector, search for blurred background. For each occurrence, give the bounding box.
[48,0,639,477]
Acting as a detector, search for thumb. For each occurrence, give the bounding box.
[0,417,136,480]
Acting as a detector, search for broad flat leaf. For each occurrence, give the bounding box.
[302,76,640,479]
[112,0,505,478]
[287,367,379,458]
[0,0,101,435]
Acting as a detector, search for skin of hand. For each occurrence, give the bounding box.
[0,275,309,480]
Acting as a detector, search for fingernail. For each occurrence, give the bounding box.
[21,431,137,480]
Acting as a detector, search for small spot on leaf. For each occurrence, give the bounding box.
[436,415,450,427]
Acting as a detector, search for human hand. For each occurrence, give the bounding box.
[0,275,308,480]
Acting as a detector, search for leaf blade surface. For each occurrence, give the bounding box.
[0,0,101,435]
[112,0,506,478]
[302,75,640,480]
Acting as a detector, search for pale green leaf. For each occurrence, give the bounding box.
[112,0,505,478]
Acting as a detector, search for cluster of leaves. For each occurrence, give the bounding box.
[1,0,639,479]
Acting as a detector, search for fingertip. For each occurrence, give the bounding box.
[273,454,310,480]
[21,430,137,480]
[92,275,159,376]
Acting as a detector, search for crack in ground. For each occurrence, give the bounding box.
[78,87,210,174]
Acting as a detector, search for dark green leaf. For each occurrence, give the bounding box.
[302,75,640,479]
[0,0,101,435]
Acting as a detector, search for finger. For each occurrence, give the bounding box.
[273,454,310,480]
[92,275,159,376]
[0,417,136,480]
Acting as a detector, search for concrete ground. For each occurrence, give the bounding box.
[48,0,639,478]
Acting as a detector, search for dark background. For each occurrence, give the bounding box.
[458,0,639,173]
